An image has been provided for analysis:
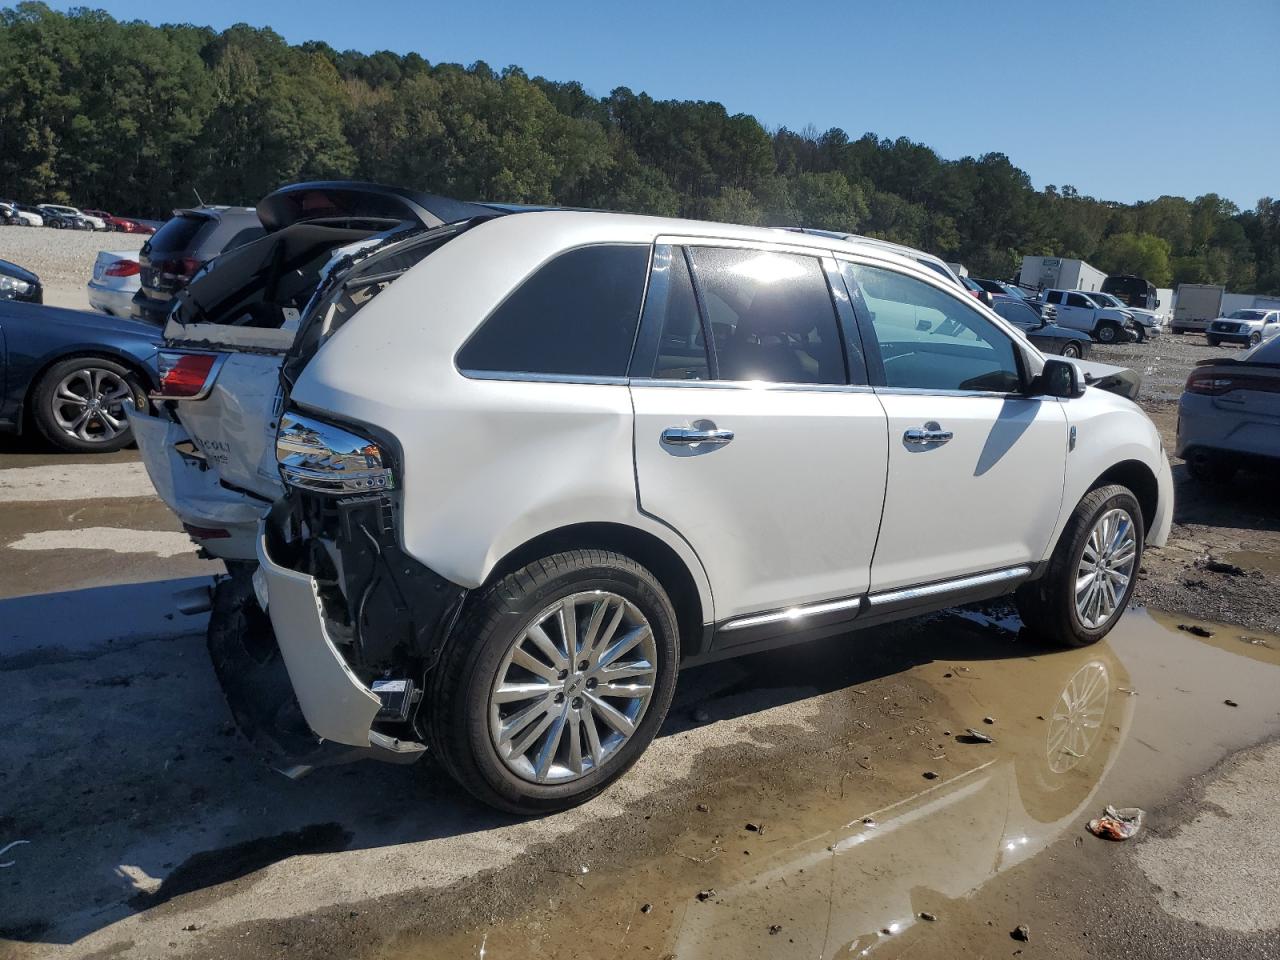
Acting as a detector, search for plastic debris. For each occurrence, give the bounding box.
[0,839,30,869]
[695,803,709,813]
[1224,699,1239,708]
[861,816,877,827]
[982,716,995,725]
[1087,805,1145,841]
[769,924,783,935]
[1117,686,1138,696]
[961,728,994,744]
[696,889,716,902]
[1178,623,1214,638]
[1012,924,1031,942]
[919,911,937,922]
[641,903,653,914]
[922,770,939,780]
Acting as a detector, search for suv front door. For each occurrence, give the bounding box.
[839,260,1069,592]
[629,242,889,629]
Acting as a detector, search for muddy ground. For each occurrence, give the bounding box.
[2,270,1279,958]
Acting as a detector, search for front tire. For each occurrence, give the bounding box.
[426,550,680,814]
[1206,336,1220,347]
[1017,485,1144,648]
[1095,322,1121,344]
[1250,332,1262,347]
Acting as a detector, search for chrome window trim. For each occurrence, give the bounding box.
[866,565,1032,608]
[871,385,1025,400]
[631,378,877,394]
[720,595,864,633]
[458,369,630,386]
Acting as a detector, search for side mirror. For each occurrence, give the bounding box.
[1031,358,1084,399]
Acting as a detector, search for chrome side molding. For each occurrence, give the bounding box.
[719,595,863,633]
[866,565,1032,608]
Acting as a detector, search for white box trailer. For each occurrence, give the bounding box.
[1220,292,1257,316]
[1171,283,1224,333]
[1019,256,1106,293]
[1156,287,1174,321]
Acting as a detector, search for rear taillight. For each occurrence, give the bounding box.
[157,257,202,284]
[154,351,223,400]
[104,259,140,277]
[1186,370,1280,396]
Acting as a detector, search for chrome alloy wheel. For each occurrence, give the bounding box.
[1075,508,1138,629]
[1046,661,1109,773]
[51,367,134,444]
[488,591,658,784]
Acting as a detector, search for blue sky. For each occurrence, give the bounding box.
[51,0,1279,209]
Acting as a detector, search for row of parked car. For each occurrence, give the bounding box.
[0,199,156,233]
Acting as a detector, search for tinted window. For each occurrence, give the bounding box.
[1066,293,1091,308]
[689,247,845,384]
[648,248,710,380]
[843,263,1021,393]
[994,300,1039,327]
[1045,291,1063,304]
[221,226,268,253]
[149,214,209,252]
[457,244,649,378]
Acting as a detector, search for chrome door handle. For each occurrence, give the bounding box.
[661,427,734,446]
[904,426,953,445]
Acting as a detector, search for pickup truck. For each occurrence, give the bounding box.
[1040,289,1136,344]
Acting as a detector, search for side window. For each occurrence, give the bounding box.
[994,300,1035,327]
[648,248,709,380]
[457,244,649,378]
[1045,291,1063,305]
[842,262,1022,393]
[688,246,845,385]
[1066,293,1090,308]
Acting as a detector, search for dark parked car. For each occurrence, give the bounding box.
[36,205,89,230]
[0,301,160,452]
[0,259,42,304]
[990,294,1091,358]
[132,206,265,323]
[972,278,1033,300]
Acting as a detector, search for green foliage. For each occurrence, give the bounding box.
[1,3,1277,294]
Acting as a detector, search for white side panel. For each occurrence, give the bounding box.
[631,384,888,620]
[871,394,1068,590]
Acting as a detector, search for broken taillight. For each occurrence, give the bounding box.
[154,351,223,400]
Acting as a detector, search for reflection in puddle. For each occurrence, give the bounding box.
[383,608,1280,960]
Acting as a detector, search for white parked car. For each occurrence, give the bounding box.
[133,205,1172,813]
[86,250,141,317]
[1,202,43,226]
[1041,289,1137,343]
[1205,308,1280,348]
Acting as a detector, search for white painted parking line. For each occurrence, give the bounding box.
[9,527,193,557]
[0,461,156,503]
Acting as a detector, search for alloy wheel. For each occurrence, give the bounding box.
[51,367,134,444]
[1046,661,1109,773]
[1062,342,1081,358]
[488,591,658,784]
[1074,508,1137,629]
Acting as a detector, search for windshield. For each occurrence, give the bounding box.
[1228,310,1266,320]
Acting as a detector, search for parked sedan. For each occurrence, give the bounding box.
[0,259,43,304]
[39,203,105,230]
[87,250,141,316]
[0,301,159,452]
[83,209,154,234]
[1177,335,1280,482]
[36,205,90,230]
[990,294,1090,358]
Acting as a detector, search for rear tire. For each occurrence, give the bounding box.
[1016,485,1144,648]
[426,550,680,815]
[1060,341,1082,359]
[1186,452,1236,484]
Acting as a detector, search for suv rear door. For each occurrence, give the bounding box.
[629,240,888,635]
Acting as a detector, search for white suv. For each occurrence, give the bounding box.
[134,209,1172,813]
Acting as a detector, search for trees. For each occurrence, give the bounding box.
[0,3,1276,294]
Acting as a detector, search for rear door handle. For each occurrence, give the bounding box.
[904,424,953,446]
[661,427,734,446]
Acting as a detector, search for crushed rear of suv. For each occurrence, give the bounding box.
[133,189,1172,815]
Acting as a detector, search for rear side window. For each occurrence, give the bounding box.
[457,244,649,378]
[689,247,845,385]
[149,214,209,251]
[648,248,710,380]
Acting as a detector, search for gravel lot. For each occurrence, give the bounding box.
[0,224,144,310]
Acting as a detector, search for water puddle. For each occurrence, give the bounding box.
[378,607,1280,960]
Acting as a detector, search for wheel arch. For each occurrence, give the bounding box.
[483,521,710,657]
[1090,459,1158,534]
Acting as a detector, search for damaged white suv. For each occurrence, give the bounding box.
[134,186,1172,813]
